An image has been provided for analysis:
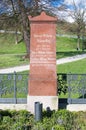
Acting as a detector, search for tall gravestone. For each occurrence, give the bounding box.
[28,12,58,113]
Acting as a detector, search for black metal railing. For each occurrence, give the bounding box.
[0,72,86,104]
[67,74,86,104]
[0,72,28,103]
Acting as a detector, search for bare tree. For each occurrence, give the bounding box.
[0,0,40,56]
[0,0,62,57]
[66,0,86,50]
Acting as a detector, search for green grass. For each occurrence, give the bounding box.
[0,42,26,54]
[56,37,86,74]
[0,34,86,69]
[0,33,29,68]
[0,34,26,54]
[0,34,84,54]
[56,36,78,51]
[56,36,85,59]
[0,55,29,68]
[1,34,86,99]
[57,58,86,74]
[56,51,86,59]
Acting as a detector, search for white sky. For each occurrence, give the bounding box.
[64,0,86,6]
[61,0,86,23]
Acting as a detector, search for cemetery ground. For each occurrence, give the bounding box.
[0,34,86,130]
[0,33,86,71]
[0,34,86,98]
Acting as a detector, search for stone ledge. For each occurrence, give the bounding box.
[0,104,28,111]
[27,96,58,113]
[67,104,86,111]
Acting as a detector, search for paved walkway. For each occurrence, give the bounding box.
[56,53,86,64]
[0,54,86,74]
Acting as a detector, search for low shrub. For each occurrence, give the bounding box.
[0,109,86,130]
[52,124,65,130]
[52,109,75,130]
[0,110,34,130]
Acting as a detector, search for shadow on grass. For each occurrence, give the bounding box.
[56,51,86,59]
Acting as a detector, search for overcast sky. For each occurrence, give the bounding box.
[65,0,86,5]
[0,0,86,23]
[61,0,86,22]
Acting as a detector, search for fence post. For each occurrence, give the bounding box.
[14,71,17,103]
[67,74,72,104]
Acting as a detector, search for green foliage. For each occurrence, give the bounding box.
[52,124,65,130]
[33,118,53,130]
[31,110,86,130]
[52,110,74,130]
[0,110,34,130]
[58,74,68,95]
[73,111,86,130]
[0,110,86,130]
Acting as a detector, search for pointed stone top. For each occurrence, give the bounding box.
[29,11,57,22]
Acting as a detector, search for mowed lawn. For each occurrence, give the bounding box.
[0,34,26,54]
[0,34,29,68]
[57,58,86,74]
[0,33,86,73]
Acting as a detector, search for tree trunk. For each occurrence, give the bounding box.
[15,28,18,44]
[18,0,30,57]
[23,30,30,55]
[77,35,80,50]
[82,24,85,51]
[77,24,81,50]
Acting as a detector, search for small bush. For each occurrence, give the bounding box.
[52,109,75,130]
[0,110,34,130]
[52,124,65,130]
[0,109,86,130]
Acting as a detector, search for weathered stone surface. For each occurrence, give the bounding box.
[28,12,57,96]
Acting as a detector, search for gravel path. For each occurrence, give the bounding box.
[0,54,86,74]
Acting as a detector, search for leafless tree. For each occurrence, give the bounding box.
[66,0,86,50]
[0,0,63,57]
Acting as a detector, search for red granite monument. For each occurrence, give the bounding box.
[28,12,58,113]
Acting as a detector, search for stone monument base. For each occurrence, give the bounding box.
[27,95,58,113]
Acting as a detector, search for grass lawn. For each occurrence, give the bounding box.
[56,36,78,51]
[56,36,86,59]
[0,55,29,68]
[57,58,86,74]
[56,37,86,74]
[0,34,26,54]
[0,34,29,68]
[0,34,86,68]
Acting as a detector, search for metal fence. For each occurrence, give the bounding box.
[67,74,86,104]
[0,72,28,104]
[0,72,86,104]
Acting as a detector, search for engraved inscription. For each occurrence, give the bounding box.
[30,33,56,66]
[33,34,54,44]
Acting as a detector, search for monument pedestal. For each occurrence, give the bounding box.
[28,12,58,113]
[27,96,58,113]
